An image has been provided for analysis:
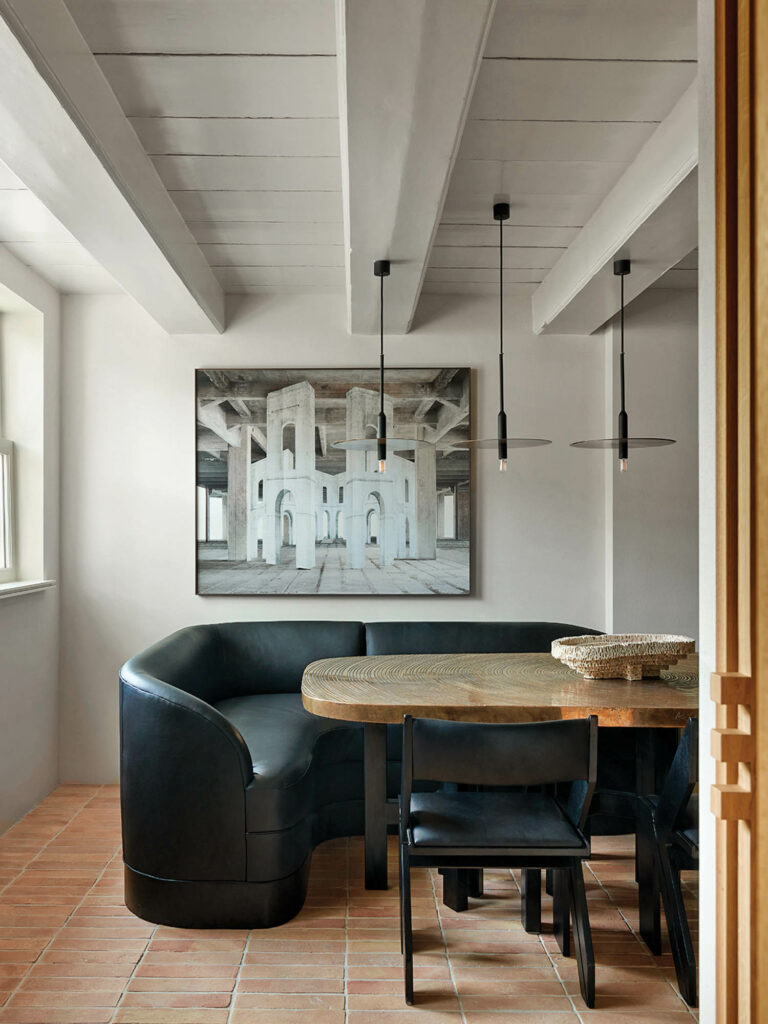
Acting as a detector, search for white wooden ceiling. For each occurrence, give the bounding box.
[64,0,343,295]
[423,0,697,297]
[0,0,698,312]
[0,159,118,293]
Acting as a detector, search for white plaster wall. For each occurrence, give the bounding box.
[0,249,60,832]
[606,288,699,640]
[59,289,608,782]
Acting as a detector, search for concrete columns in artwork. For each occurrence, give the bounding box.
[226,424,250,561]
[262,381,316,569]
[456,483,470,542]
[411,425,437,559]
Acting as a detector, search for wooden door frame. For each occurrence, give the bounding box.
[712,0,768,1019]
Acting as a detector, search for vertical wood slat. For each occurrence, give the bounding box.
[714,3,741,1021]
[752,0,768,1020]
[712,0,768,1020]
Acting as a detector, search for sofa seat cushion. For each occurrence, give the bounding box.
[214,693,364,834]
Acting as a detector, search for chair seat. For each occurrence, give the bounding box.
[408,791,587,850]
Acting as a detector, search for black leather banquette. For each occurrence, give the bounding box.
[119,620,602,928]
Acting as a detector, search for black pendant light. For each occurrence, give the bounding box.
[454,202,550,470]
[334,259,431,473]
[571,258,675,471]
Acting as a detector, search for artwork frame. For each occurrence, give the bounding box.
[195,367,471,597]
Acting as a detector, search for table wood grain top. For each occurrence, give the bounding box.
[301,652,699,727]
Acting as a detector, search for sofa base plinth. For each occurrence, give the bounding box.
[123,861,311,929]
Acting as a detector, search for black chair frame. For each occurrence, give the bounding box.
[399,715,599,1008]
[637,717,699,1006]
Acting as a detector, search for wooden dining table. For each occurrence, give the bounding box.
[301,651,699,892]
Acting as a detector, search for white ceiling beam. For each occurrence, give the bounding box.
[336,0,496,335]
[532,81,698,336]
[0,0,225,333]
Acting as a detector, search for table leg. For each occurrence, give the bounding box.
[521,868,542,932]
[442,870,469,912]
[635,729,656,882]
[364,723,389,890]
[467,869,483,898]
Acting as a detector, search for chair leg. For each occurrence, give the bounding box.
[521,868,541,932]
[552,868,570,958]
[657,846,697,1007]
[400,845,414,1005]
[637,813,662,955]
[545,867,554,896]
[568,861,595,1009]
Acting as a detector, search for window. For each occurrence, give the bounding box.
[0,439,14,583]
[338,486,344,503]
[322,486,328,503]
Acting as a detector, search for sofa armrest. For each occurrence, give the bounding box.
[119,670,253,881]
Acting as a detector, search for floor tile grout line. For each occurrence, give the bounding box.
[107,866,159,1024]
[537,913,585,1023]
[586,858,698,1015]
[1,787,124,1015]
[224,911,251,1024]
[433,868,467,1024]
[0,786,102,900]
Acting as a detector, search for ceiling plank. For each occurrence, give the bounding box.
[532,81,698,335]
[66,0,336,56]
[0,0,225,332]
[486,0,697,61]
[337,0,497,335]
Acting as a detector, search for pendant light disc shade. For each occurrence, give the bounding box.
[571,257,675,462]
[333,437,432,452]
[454,437,551,449]
[571,437,675,450]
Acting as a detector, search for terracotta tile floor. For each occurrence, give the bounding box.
[0,786,698,1023]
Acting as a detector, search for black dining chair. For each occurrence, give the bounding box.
[637,717,699,1006]
[399,715,598,1008]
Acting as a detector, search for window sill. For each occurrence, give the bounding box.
[0,579,56,600]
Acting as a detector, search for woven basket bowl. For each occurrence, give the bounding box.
[551,633,696,682]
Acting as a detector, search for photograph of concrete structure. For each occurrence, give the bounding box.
[196,368,470,595]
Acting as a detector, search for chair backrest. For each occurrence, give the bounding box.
[365,621,601,656]
[402,716,598,828]
[655,718,698,836]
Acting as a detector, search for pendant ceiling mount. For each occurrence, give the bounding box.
[570,258,675,471]
[333,259,431,472]
[454,201,550,470]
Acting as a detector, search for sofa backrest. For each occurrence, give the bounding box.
[217,620,365,696]
[364,621,601,656]
[121,620,602,705]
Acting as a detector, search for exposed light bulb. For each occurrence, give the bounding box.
[378,459,386,474]
[620,458,628,473]
[499,458,508,472]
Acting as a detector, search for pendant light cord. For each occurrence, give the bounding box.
[619,271,626,415]
[379,270,384,416]
[499,212,505,414]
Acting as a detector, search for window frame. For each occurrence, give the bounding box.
[0,438,15,584]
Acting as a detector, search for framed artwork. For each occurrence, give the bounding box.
[196,367,470,595]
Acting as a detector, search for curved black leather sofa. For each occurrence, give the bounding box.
[119,619,600,928]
